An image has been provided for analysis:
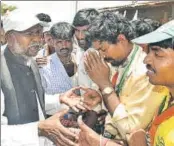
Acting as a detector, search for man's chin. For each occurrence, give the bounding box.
[148,77,161,86]
[79,44,85,49]
[104,58,125,67]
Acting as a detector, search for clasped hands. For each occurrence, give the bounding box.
[39,86,103,146]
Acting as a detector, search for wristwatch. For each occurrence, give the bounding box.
[101,87,114,95]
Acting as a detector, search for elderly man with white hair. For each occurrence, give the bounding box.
[1,11,81,146]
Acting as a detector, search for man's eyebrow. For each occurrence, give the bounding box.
[150,46,161,51]
[150,46,169,54]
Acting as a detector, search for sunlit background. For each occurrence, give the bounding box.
[2,1,152,23]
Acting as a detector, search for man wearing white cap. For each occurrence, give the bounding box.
[1,11,80,146]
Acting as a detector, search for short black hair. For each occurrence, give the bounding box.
[88,11,136,43]
[149,38,174,50]
[73,8,99,27]
[144,18,161,31]
[50,22,74,40]
[36,13,51,22]
[132,19,153,37]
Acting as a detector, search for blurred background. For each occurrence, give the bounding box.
[1,1,174,24]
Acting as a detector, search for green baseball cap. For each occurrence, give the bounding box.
[132,20,174,44]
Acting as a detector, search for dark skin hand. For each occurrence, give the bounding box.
[84,50,111,89]
[80,86,102,109]
[78,116,100,146]
[38,109,79,146]
[60,87,91,112]
[83,51,120,115]
[36,56,48,67]
[77,116,123,146]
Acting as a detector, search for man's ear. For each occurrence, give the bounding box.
[117,34,127,42]
[6,31,16,47]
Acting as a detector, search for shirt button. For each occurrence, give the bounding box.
[27,72,31,76]
[33,109,37,112]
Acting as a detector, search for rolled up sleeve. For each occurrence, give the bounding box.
[111,103,142,138]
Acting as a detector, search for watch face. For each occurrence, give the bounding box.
[103,87,114,95]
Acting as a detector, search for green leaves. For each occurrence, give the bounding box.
[1,3,17,16]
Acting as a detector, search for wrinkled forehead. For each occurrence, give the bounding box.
[53,38,72,42]
[75,25,89,31]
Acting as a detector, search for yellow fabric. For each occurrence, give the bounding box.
[104,45,170,140]
[152,97,174,146]
[153,114,174,146]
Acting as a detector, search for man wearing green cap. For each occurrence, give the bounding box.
[77,19,174,146]
[130,19,174,146]
[78,11,168,142]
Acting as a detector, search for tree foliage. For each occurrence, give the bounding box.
[1,3,17,16]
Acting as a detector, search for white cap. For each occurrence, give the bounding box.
[3,9,49,33]
[132,20,174,44]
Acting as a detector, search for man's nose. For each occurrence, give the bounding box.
[41,38,45,45]
[144,53,152,65]
[62,41,68,48]
[79,31,85,40]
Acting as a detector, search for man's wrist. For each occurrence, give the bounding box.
[99,82,113,91]
[38,121,44,136]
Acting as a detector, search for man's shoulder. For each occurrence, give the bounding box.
[154,116,174,146]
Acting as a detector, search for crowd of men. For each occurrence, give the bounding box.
[1,7,174,146]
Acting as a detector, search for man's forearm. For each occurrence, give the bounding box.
[99,83,120,115]
[102,92,120,115]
